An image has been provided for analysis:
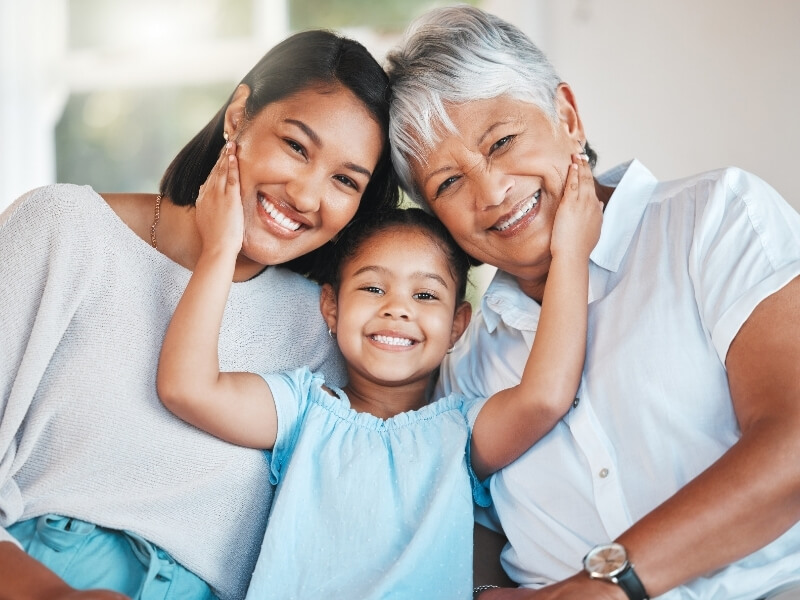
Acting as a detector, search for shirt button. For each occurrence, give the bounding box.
[599,468,609,478]
[572,397,580,408]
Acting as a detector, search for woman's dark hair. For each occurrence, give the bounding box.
[318,207,471,304]
[160,29,399,274]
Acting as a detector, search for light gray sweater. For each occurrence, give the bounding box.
[0,184,346,600]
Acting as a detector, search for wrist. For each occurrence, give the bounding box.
[549,248,591,266]
[198,243,239,266]
[474,584,500,599]
[583,577,630,600]
[583,542,650,600]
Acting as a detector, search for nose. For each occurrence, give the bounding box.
[285,168,324,213]
[473,164,514,211]
[381,293,411,320]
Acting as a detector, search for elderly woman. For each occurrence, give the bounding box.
[386,6,800,600]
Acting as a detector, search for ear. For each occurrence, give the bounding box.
[554,83,585,146]
[448,301,473,349]
[319,283,339,334]
[224,84,251,139]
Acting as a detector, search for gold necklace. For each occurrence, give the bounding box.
[150,194,162,249]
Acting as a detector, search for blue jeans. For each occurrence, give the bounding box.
[8,515,216,600]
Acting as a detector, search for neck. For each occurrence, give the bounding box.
[595,180,615,210]
[154,198,202,270]
[157,197,267,282]
[343,376,431,420]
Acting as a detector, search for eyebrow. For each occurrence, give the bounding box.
[285,118,372,178]
[477,121,508,146]
[353,265,450,288]
[423,165,454,186]
[285,119,320,146]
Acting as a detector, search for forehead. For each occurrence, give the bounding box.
[252,85,383,151]
[288,86,367,120]
[346,226,454,280]
[410,95,549,171]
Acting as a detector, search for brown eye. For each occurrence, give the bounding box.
[413,291,438,301]
[334,175,358,190]
[490,135,514,154]
[436,175,460,198]
[285,139,307,158]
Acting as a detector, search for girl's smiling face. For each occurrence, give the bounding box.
[321,225,470,391]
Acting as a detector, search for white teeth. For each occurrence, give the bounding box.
[372,335,413,347]
[259,196,301,231]
[495,194,539,231]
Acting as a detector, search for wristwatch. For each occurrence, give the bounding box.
[583,542,649,600]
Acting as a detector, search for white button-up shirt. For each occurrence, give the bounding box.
[436,160,800,599]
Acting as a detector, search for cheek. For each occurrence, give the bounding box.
[430,202,471,236]
[323,196,361,230]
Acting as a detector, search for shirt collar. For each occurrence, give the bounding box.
[480,270,542,333]
[590,159,658,272]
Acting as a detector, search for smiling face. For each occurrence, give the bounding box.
[322,225,469,390]
[409,86,585,292]
[229,84,384,268]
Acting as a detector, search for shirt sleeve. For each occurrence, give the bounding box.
[258,367,319,486]
[0,188,96,543]
[460,395,492,508]
[690,169,800,362]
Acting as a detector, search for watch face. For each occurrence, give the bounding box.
[584,542,628,578]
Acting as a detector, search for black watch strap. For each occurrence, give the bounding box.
[616,564,649,600]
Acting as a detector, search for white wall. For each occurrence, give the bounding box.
[486,0,800,211]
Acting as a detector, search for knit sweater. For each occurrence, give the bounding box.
[0,184,346,600]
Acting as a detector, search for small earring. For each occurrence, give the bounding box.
[328,328,335,339]
[223,131,229,142]
[446,346,454,355]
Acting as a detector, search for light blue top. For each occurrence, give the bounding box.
[244,367,491,600]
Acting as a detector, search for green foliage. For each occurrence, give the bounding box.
[289,0,480,33]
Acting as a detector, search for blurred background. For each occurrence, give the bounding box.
[2,0,798,215]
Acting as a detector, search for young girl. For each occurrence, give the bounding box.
[157,146,601,598]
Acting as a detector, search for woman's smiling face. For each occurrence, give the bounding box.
[233,84,384,268]
[410,86,585,286]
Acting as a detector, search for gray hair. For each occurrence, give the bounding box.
[385,5,563,203]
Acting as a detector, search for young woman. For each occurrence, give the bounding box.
[156,143,600,598]
[0,29,397,600]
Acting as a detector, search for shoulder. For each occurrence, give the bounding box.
[654,166,787,211]
[259,267,326,314]
[0,184,110,257]
[262,366,325,396]
[1,184,101,230]
[643,167,799,249]
[267,266,324,294]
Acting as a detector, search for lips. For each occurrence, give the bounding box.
[258,194,303,232]
[493,192,540,231]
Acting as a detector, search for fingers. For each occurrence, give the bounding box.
[198,142,239,206]
[223,142,240,195]
[551,153,603,259]
[563,153,597,205]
